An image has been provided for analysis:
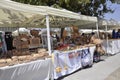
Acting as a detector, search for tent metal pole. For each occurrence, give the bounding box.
[96,22,99,38]
[105,25,108,55]
[46,15,52,55]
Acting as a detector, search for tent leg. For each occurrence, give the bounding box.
[96,22,99,38]
[46,15,52,55]
[105,25,108,55]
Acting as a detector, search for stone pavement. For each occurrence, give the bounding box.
[60,53,120,80]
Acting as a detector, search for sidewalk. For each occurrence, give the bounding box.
[60,53,120,80]
[105,67,120,80]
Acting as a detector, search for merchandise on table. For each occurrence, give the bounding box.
[0,47,50,67]
[29,37,41,48]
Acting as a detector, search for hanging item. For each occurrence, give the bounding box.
[0,33,2,48]
[64,54,68,70]
[29,37,41,48]
[81,48,91,67]
[55,53,62,73]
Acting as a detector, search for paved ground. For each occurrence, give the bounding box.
[58,53,120,80]
[105,67,120,80]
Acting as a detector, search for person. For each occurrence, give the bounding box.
[93,44,105,62]
[112,29,116,39]
[56,34,60,42]
[90,32,102,44]
[116,29,120,38]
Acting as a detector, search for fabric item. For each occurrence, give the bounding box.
[116,32,120,38]
[0,33,2,48]
[0,32,7,53]
[81,48,91,67]
[0,59,53,80]
[53,46,95,79]
[5,32,13,50]
[93,51,101,62]
[29,37,40,48]
[102,39,120,55]
[112,30,116,39]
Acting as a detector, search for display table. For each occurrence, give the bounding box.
[102,39,120,55]
[0,58,53,80]
[53,45,96,79]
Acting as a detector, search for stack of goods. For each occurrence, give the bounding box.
[71,26,79,34]
[55,28,96,51]
[84,43,95,47]
[0,48,50,67]
[99,32,106,39]
[30,30,39,37]
[29,37,40,48]
[108,33,112,39]
[37,48,49,58]
[90,34,103,45]
[60,29,67,43]
[13,34,29,50]
[29,30,41,48]
[71,26,79,40]
[99,32,112,40]
[56,43,69,51]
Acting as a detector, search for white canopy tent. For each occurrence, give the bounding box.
[115,0,120,4]
[98,18,120,54]
[98,18,120,30]
[0,0,97,54]
[0,0,97,28]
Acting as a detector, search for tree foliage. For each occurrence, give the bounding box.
[12,0,115,17]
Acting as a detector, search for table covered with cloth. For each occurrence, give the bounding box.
[53,46,96,79]
[102,39,120,55]
[0,58,53,80]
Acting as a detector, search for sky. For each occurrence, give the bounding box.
[104,1,120,21]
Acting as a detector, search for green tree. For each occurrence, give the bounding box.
[12,0,115,17]
[56,0,115,17]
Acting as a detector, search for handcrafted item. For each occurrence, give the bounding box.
[0,59,6,64]
[13,35,29,50]
[71,26,79,34]
[55,53,62,73]
[29,37,40,48]
[0,48,50,67]
[18,56,27,61]
[30,30,39,37]
[64,54,68,70]
[95,44,105,55]
[0,59,7,67]
[56,67,62,73]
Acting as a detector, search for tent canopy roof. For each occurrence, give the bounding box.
[0,0,97,28]
[98,18,120,30]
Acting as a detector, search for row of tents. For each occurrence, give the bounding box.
[0,0,120,54]
[0,0,119,29]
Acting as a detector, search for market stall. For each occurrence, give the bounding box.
[53,45,96,79]
[102,39,120,55]
[0,0,97,54]
[98,19,120,55]
[0,0,98,79]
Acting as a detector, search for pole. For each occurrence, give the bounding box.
[46,15,52,55]
[96,22,99,38]
[105,25,108,55]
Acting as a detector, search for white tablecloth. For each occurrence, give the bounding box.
[0,58,53,80]
[53,46,96,79]
[102,39,120,55]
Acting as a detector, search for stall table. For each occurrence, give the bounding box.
[0,58,53,80]
[102,39,120,55]
[53,45,96,79]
